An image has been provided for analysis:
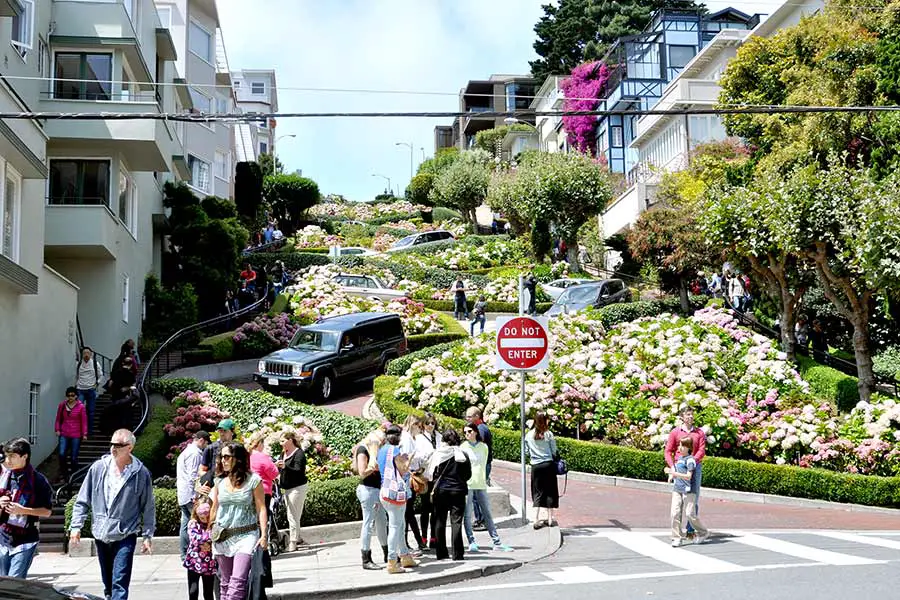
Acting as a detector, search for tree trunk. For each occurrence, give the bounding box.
[850,316,876,404]
[780,293,797,362]
[678,275,691,315]
[566,238,580,272]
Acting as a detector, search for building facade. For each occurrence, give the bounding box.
[231,69,277,162]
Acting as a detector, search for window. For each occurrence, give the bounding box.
[233,81,241,89]
[37,38,48,79]
[10,0,34,58]
[118,167,135,232]
[49,160,111,206]
[189,87,212,113]
[188,155,210,192]
[28,383,39,445]
[189,21,212,62]
[214,151,227,180]
[54,53,113,100]
[669,45,696,69]
[122,274,130,323]
[251,82,265,95]
[611,125,624,147]
[156,4,172,29]
[259,142,268,155]
[1,165,20,262]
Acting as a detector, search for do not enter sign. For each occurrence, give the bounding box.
[495,316,551,371]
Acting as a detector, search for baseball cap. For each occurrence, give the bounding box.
[217,418,235,431]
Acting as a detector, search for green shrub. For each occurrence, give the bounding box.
[365,213,420,226]
[372,376,900,508]
[387,239,457,256]
[796,356,860,411]
[387,341,463,376]
[269,293,289,315]
[433,207,462,222]
[247,251,331,273]
[133,403,177,477]
[183,348,214,365]
[420,300,554,314]
[407,311,467,351]
[149,378,207,399]
[874,346,900,382]
[198,331,236,361]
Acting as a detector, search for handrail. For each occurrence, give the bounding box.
[54,286,271,509]
[242,238,286,256]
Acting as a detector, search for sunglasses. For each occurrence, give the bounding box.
[221,454,234,460]
[464,429,475,434]
[66,393,77,398]
[110,442,130,448]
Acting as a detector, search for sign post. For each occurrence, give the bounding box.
[496,276,550,524]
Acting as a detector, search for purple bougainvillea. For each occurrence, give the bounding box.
[560,61,612,156]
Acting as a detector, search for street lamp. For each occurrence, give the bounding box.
[371,173,391,195]
[272,134,297,176]
[395,142,413,180]
[420,147,426,162]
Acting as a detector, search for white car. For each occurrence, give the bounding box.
[541,278,594,301]
[335,246,378,257]
[332,274,409,302]
[385,230,456,253]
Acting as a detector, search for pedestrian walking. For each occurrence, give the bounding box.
[464,407,492,529]
[524,273,538,316]
[199,419,236,479]
[55,387,88,482]
[666,437,710,547]
[183,499,216,600]
[247,431,278,598]
[209,442,267,600]
[0,438,52,579]
[276,430,308,551]
[426,429,471,561]
[525,412,559,529]
[377,425,418,573]
[354,429,387,570]
[69,429,155,600]
[414,414,439,550]
[470,295,487,336]
[461,426,512,553]
[177,431,210,561]
[74,347,102,435]
[664,406,706,537]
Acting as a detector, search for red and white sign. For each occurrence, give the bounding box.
[495,316,551,371]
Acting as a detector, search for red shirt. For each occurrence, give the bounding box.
[664,425,706,467]
[240,269,256,283]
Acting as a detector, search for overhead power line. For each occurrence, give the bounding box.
[6,105,900,121]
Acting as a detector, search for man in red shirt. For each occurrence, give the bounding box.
[240,262,257,292]
[664,406,706,535]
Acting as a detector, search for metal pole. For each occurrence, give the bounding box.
[409,144,413,181]
[518,273,528,524]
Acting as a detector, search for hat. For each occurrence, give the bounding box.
[216,418,235,431]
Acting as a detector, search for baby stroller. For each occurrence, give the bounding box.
[267,482,287,557]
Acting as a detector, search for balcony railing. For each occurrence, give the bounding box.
[48,195,110,207]
[42,90,160,103]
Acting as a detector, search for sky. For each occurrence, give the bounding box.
[218,0,778,202]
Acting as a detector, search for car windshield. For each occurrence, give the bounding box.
[289,329,340,351]
[557,285,600,305]
[393,235,416,248]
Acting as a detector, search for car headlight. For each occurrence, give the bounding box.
[258,360,265,374]
[292,364,303,377]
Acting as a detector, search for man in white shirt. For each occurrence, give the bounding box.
[75,347,103,435]
[176,431,210,561]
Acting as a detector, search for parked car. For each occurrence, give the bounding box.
[335,246,379,257]
[544,279,631,316]
[0,577,102,600]
[541,278,594,301]
[332,273,409,301]
[386,230,455,252]
[253,312,407,402]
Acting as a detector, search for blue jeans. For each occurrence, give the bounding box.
[0,543,38,578]
[464,489,501,546]
[470,314,485,335]
[77,388,97,434]
[454,296,469,320]
[356,485,387,552]
[95,535,137,600]
[687,462,702,534]
[179,502,193,561]
[380,500,408,561]
[58,437,82,472]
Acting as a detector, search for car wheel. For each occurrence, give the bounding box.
[316,373,334,402]
[379,357,392,375]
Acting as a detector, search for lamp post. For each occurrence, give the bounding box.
[395,142,414,181]
[371,173,391,195]
[420,147,426,162]
[272,134,296,176]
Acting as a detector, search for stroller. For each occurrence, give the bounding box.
[266,482,287,557]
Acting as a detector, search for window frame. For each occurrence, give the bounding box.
[0,162,21,263]
[188,19,213,63]
[53,51,115,101]
[48,158,113,207]
[118,164,137,236]
[122,273,130,323]
[259,141,268,155]
[187,154,211,193]
[10,0,34,60]
[214,150,228,181]
[251,81,265,95]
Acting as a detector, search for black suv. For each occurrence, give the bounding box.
[253,312,407,402]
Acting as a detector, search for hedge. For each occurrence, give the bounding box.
[408,312,468,351]
[133,403,176,477]
[387,239,457,256]
[433,207,462,222]
[338,256,492,291]
[269,293,290,315]
[421,299,554,314]
[372,376,900,508]
[149,377,209,400]
[197,331,235,362]
[247,251,331,272]
[65,477,362,537]
[796,355,860,412]
[387,341,462,376]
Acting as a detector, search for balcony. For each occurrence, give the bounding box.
[44,204,119,260]
[0,254,38,294]
[41,92,169,171]
[601,181,659,237]
[633,78,722,145]
[0,0,22,18]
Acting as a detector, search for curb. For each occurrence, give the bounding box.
[493,459,900,515]
[362,393,384,421]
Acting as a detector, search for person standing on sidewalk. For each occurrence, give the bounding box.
[199,419,236,479]
[177,431,210,561]
[426,429,471,562]
[464,407,492,530]
[450,276,470,321]
[377,425,418,573]
[461,426,512,553]
[525,412,559,529]
[664,406,706,536]
[69,429,155,600]
[0,439,53,579]
[665,437,710,547]
[276,430,308,551]
[415,414,439,550]
[55,387,88,483]
[354,428,387,570]
[399,416,425,556]
[74,347,102,436]
[183,499,216,600]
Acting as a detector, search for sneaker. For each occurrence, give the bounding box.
[695,532,711,544]
[468,542,479,552]
[493,543,513,552]
[408,547,424,558]
[671,538,683,548]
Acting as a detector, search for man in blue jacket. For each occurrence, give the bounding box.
[69,428,155,600]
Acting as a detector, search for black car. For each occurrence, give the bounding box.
[0,577,102,600]
[253,312,407,401]
[544,279,632,316]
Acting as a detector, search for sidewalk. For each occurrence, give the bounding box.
[31,521,560,600]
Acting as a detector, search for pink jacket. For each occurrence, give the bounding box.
[250,450,280,496]
[55,400,88,439]
[664,425,706,467]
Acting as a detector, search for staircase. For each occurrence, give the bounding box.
[236,122,256,162]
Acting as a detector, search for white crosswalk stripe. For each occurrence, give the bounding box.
[723,531,883,566]
[602,530,741,573]
[814,531,900,551]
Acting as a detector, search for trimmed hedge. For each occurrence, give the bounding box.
[149,378,209,400]
[433,207,462,222]
[421,299,554,314]
[796,355,860,412]
[372,376,900,508]
[133,404,176,477]
[197,331,235,362]
[407,312,468,351]
[387,239,457,256]
[247,251,331,272]
[65,477,362,536]
[387,341,462,376]
[269,293,289,315]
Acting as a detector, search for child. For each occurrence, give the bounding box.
[665,437,710,547]
[470,295,487,336]
[184,500,217,600]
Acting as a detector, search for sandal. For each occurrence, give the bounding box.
[533,520,549,530]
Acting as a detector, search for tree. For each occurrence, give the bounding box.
[234,161,264,224]
[529,0,701,81]
[405,172,435,207]
[405,147,460,207]
[561,61,612,154]
[264,174,320,234]
[473,125,534,158]
[257,152,284,178]
[429,152,491,226]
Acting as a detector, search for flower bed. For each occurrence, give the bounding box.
[289,225,343,249]
[232,313,300,357]
[391,237,531,271]
[309,200,425,222]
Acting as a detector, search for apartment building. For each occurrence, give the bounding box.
[432,74,538,153]
[528,75,568,154]
[231,69,277,163]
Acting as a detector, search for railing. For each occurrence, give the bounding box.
[242,238,286,256]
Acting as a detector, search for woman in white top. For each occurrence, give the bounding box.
[400,415,425,554]
[415,413,440,548]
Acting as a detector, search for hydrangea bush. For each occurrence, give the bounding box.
[309,200,425,221]
[232,313,300,357]
[164,390,228,464]
[290,225,343,249]
[392,237,531,271]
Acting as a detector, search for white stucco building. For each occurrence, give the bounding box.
[231,69,277,162]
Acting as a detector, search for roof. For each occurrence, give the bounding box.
[306,312,400,330]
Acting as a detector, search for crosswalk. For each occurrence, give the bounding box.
[417,529,900,594]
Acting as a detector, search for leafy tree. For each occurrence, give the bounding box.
[405,172,435,207]
[201,195,238,220]
[429,152,491,226]
[405,147,460,207]
[257,152,284,178]
[530,0,701,81]
[234,161,264,224]
[264,174,320,234]
[473,125,535,158]
[142,274,198,347]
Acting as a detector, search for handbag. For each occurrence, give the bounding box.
[553,451,569,497]
[410,472,427,495]
[211,522,257,544]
